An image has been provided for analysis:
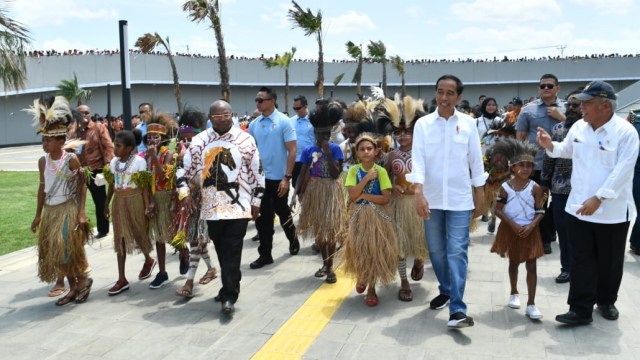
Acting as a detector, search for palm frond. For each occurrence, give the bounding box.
[135,33,162,53]
[333,73,345,87]
[391,55,404,75]
[0,5,31,90]
[345,41,361,59]
[367,40,387,63]
[182,0,211,24]
[288,0,322,36]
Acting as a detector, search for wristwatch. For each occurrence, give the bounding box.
[284,174,293,180]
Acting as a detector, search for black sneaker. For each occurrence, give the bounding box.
[149,272,169,289]
[448,312,474,328]
[430,294,450,310]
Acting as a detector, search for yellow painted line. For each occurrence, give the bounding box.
[252,266,355,360]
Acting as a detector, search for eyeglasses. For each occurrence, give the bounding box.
[80,111,91,115]
[211,113,232,120]
[293,106,303,111]
[255,98,273,104]
[539,84,556,90]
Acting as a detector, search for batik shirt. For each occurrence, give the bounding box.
[182,126,265,220]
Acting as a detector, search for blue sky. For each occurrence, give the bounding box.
[8,0,640,61]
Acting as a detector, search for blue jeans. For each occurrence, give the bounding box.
[552,194,571,273]
[424,209,472,315]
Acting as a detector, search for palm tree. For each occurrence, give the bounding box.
[390,55,406,97]
[183,0,230,102]
[367,40,387,96]
[264,47,297,113]
[135,33,183,114]
[0,6,31,90]
[288,1,324,98]
[345,41,364,98]
[56,73,92,106]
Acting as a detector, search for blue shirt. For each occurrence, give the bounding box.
[516,98,565,170]
[136,121,147,152]
[291,114,315,162]
[249,110,296,180]
[300,143,343,178]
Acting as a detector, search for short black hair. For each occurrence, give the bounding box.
[435,74,464,95]
[540,74,559,85]
[293,95,307,106]
[258,86,277,102]
[138,102,153,110]
[180,107,206,129]
[116,130,137,148]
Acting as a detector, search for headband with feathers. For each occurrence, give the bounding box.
[310,100,343,130]
[488,138,537,167]
[24,96,72,136]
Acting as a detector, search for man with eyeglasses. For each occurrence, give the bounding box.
[248,86,300,269]
[516,74,566,255]
[76,104,114,238]
[290,95,314,188]
[538,81,639,325]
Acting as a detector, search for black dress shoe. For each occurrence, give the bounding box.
[221,300,235,315]
[289,237,300,255]
[251,234,260,242]
[249,256,274,269]
[555,271,570,284]
[214,295,221,302]
[555,311,592,325]
[543,243,552,254]
[95,232,108,239]
[597,304,619,320]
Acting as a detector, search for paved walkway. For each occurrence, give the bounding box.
[1,218,640,360]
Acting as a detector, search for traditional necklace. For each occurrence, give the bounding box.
[115,154,135,174]
[46,151,67,175]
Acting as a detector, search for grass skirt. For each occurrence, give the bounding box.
[490,221,544,263]
[297,177,345,247]
[391,194,429,259]
[149,190,174,243]
[112,189,152,255]
[37,200,89,282]
[342,202,399,286]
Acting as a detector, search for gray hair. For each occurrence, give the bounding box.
[599,97,617,112]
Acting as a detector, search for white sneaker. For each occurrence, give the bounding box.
[526,304,543,320]
[508,294,521,309]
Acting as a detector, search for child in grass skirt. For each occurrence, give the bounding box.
[490,138,545,320]
[28,96,93,306]
[343,133,398,307]
[292,100,345,283]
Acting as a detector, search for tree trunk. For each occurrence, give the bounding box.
[401,74,406,98]
[285,68,290,114]
[316,33,324,99]
[167,52,183,114]
[212,14,230,102]
[382,62,387,96]
[355,56,362,99]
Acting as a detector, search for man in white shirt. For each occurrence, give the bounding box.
[537,81,639,325]
[408,74,486,329]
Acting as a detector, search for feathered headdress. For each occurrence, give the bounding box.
[310,100,343,131]
[344,100,374,135]
[367,86,400,135]
[146,112,178,138]
[24,96,72,136]
[395,94,426,129]
[488,138,537,167]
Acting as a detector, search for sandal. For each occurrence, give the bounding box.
[410,261,424,281]
[176,286,194,298]
[325,271,337,284]
[365,294,379,307]
[356,283,366,294]
[398,288,413,302]
[198,268,218,285]
[48,286,66,297]
[55,292,76,306]
[75,278,93,304]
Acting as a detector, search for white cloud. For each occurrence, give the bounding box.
[567,0,632,14]
[325,11,375,35]
[11,0,118,27]
[450,0,561,23]
[405,5,421,18]
[259,2,291,29]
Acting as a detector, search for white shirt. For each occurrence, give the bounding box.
[407,108,487,211]
[547,114,639,224]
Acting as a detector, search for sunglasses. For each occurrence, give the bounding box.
[292,106,303,111]
[539,84,556,90]
[255,98,273,104]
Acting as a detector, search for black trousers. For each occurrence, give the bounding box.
[207,218,249,304]
[291,162,303,190]
[257,179,297,259]
[566,214,629,317]
[89,168,110,234]
[532,170,555,244]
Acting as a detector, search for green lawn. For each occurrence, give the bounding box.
[0,171,97,256]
